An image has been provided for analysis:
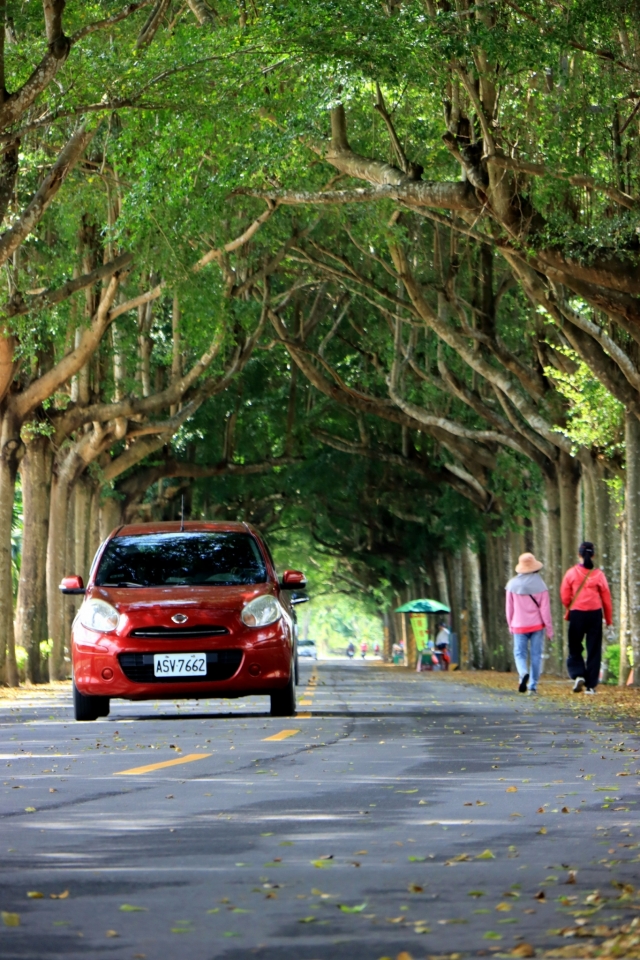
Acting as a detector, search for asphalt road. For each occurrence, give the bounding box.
[1,661,639,960]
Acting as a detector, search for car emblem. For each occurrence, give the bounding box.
[171,613,188,624]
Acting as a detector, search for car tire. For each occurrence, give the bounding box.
[73,683,107,722]
[270,670,296,717]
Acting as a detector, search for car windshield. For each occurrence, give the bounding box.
[95,532,268,587]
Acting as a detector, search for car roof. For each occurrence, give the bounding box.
[111,521,261,538]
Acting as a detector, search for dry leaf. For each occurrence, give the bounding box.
[496,902,511,911]
[566,871,577,884]
[506,786,518,793]
[476,800,487,806]
[464,802,473,806]
[27,891,44,899]
[538,827,548,835]
[510,944,536,958]
[534,891,546,901]
[397,953,413,960]
[476,849,495,860]
[106,930,119,938]
[561,806,570,814]
[50,890,69,900]
[2,912,20,926]
[537,807,545,813]
[24,807,36,813]
[408,883,423,893]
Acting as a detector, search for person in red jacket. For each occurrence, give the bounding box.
[560,541,613,695]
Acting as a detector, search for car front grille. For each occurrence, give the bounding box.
[128,625,229,639]
[118,650,242,683]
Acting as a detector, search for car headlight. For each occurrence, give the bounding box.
[241,595,282,628]
[79,599,120,633]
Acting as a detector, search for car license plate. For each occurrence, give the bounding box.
[153,653,207,677]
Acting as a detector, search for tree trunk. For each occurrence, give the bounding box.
[15,434,52,683]
[433,552,450,609]
[625,412,640,685]
[557,450,581,578]
[46,470,73,680]
[99,496,123,540]
[74,476,91,580]
[0,412,22,685]
[619,512,629,686]
[87,483,102,567]
[462,541,484,668]
[544,473,564,673]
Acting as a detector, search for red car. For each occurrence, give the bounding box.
[60,521,307,721]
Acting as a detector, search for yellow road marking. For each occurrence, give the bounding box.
[262,729,300,742]
[113,753,211,776]
[298,712,312,718]
[299,699,313,705]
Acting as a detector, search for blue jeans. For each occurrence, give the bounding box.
[513,630,544,690]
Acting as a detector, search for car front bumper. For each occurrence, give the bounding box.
[72,624,293,700]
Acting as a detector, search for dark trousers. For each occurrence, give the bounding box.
[567,608,603,689]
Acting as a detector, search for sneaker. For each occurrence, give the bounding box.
[572,677,586,693]
[585,687,597,695]
[527,688,538,696]
[518,673,529,693]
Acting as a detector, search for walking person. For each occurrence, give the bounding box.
[560,541,612,695]
[505,552,554,694]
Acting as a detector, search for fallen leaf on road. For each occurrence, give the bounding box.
[408,856,426,862]
[484,931,502,939]
[311,860,332,868]
[397,953,413,960]
[534,891,546,901]
[339,903,367,913]
[2,912,20,926]
[396,789,418,794]
[464,802,473,806]
[49,788,56,793]
[561,806,570,813]
[298,916,316,923]
[418,799,427,805]
[408,884,424,893]
[50,891,69,900]
[27,892,44,899]
[468,890,485,897]
[106,930,119,938]
[538,827,547,835]
[510,944,535,957]
[24,807,36,813]
[537,807,545,813]
[355,850,368,855]
[496,902,511,911]
[119,904,146,912]
[445,853,472,864]
[476,849,495,860]
[206,908,219,914]
[318,854,333,859]
[565,871,577,884]
[165,795,174,799]
[506,786,518,793]
[386,916,405,923]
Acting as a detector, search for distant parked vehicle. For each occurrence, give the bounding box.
[298,639,318,659]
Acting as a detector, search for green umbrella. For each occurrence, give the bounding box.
[394,598,451,614]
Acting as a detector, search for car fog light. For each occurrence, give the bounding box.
[101,667,114,680]
[248,663,261,677]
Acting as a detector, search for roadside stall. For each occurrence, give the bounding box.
[394,599,453,670]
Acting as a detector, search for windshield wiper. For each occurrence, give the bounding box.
[102,581,146,587]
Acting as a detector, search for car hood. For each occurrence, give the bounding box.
[85,583,275,636]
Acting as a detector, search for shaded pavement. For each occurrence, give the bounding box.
[0,662,639,959]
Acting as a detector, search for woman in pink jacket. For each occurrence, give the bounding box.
[505,552,554,695]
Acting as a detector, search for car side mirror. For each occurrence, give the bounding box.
[281,569,307,589]
[59,575,85,595]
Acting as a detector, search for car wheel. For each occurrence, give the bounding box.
[73,683,107,722]
[270,670,296,717]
